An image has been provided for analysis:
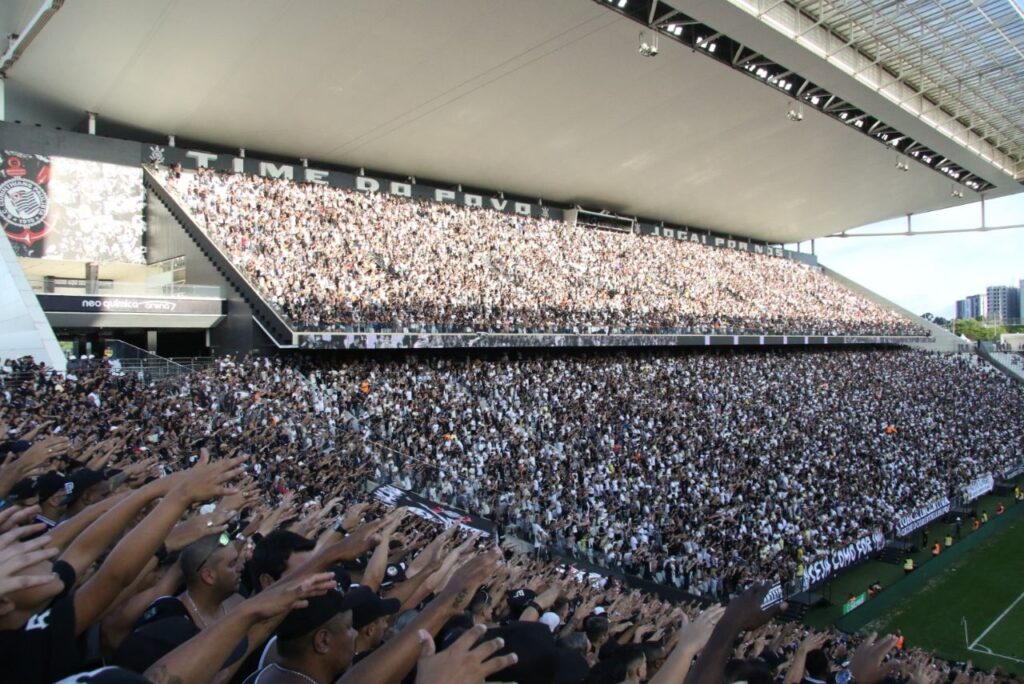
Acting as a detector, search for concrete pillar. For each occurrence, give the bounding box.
[146,330,158,353]
[85,262,99,294]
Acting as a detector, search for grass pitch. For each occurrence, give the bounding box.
[862,509,1024,675]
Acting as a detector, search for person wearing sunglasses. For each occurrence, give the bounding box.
[111,532,245,675]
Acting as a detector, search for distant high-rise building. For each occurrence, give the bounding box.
[986,286,1020,323]
[965,294,984,320]
[955,299,969,320]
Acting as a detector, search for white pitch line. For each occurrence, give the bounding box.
[969,590,1024,649]
[968,645,1024,665]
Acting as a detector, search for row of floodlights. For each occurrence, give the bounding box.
[604,0,983,193]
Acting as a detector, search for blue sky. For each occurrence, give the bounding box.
[805,192,1024,319]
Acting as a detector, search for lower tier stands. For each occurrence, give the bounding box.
[2,347,1022,683]
[6,347,1018,595]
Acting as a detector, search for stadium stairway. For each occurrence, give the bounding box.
[977,343,1024,387]
[820,266,965,352]
[142,167,296,350]
[878,540,912,565]
[778,592,820,622]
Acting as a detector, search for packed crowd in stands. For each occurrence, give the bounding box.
[42,158,147,264]
[160,167,930,337]
[1,348,1021,682]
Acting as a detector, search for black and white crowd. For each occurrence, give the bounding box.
[1,347,1020,683]
[161,168,928,338]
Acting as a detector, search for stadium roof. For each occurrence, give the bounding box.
[0,0,1021,244]
[727,0,1024,182]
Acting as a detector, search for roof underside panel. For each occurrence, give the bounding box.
[786,0,1024,169]
[0,0,1020,243]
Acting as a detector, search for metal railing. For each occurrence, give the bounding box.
[28,278,222,299]
[104,340,208,381]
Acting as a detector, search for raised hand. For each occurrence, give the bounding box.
[219,481,261,514]
[795,630,828,656]
[438,547,502,613]
[380,507,410,537]
[170,451,248,504]
[338,502,370,532]
[722,583,786,632]
[20,420,54,442]
[165,508,237,551]
[672,604,726,651]
[16,435,71,471]
[415,623,518,684]
[244,571,337,622]
[0,504,43,533]
[0,523,59,596]
[904,654,941,684]
[849,633,899,684]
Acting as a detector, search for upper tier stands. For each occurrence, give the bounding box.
[162,168,930,337]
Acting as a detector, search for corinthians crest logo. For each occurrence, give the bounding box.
[1,154,52,248]
[1,178,50,228]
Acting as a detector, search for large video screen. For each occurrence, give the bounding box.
[1,151,146,263]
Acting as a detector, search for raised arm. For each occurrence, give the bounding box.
[648,605,725,684]
[48,492,128,553]
[361,509,408,592]
[784,631,828,684]
[340,549,500,684]
[518,582,561,622]
[145,572,335,684]
[683,585,782,684]
[59,480,168,579]
[102,562,184,654]
[73,453,245,634]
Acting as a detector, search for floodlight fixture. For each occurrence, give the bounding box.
[638,31,658,56]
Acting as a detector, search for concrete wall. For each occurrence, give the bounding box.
[145,190,274,356]
[0,231,66,370]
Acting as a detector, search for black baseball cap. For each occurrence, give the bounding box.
[36,471,69,502]
[7,477,37,501]
[346,585,401,630]
[63,469,105,505]
[380,561,407,589]
[507,588,537,619]
[330,564,352,593]
[1,440,31,456]
[477,620,589,684]
[277,589,360,641]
